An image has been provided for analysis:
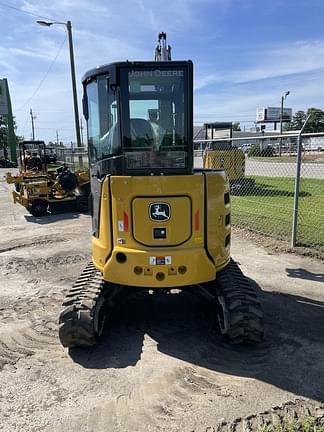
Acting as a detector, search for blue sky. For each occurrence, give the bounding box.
[1,0,324,143]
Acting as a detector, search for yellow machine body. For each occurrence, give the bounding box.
[58,57,264,349]
[9,169,90,216]
[92,171,231,288]
[203,148,245,181]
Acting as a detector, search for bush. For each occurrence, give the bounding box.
[248,144,262,157]
[262,145,275,157]
[248,144,275,157]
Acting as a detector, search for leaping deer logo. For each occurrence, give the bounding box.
[150,203,170,221]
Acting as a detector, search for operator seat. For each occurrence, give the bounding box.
[99,118,154,156]
[130,118,154,149]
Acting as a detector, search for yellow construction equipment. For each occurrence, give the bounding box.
[59,33,264,347]
[203,122,255,193]
[6,140,90,216]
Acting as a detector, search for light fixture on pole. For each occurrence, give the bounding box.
[279,90,290,157]
[37,19,83,167]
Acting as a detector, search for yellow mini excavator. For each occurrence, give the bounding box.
[203,122,255,194]
[59,33,264,347]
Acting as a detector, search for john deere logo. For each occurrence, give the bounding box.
[149,202,170,221]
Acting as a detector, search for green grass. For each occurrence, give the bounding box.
[249,154,324,163]
[259,416,324,432]
[231,176,324,251]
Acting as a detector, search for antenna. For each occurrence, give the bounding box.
[154,32,172,61]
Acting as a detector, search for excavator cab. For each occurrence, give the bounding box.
[83,61,193,175]
[59,36,264,348]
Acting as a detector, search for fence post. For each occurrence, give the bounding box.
[291,114,311,247]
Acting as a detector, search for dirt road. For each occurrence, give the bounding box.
[0,169,323,432]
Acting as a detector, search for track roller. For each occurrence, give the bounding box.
[215,259,264,344]
[59,263,108,348]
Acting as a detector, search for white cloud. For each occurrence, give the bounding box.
[234,40,324,83]
[195,73,223,90]
[8,46,58,60]
[2,0,324,142]
[21,0,110,20]
[194,76,324,126]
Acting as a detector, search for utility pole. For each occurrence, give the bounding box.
[80,117,84,146]
[66,21,82,155]
[37,19,83,167]
[56,130,59,146]
[30,108,36,140]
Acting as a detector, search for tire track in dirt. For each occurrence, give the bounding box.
[0,254,88,275]
[0,235,68,253]
[115,365,233,430]
[50,363,232,432]
[215,399,324,432]
[0,292,63,370]
[66,290,271,431]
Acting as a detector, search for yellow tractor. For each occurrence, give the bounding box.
[203,122,255,194]
[6,140,90,216]
[59,33,264,347]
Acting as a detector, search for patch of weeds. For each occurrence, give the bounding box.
[258,417,324,432]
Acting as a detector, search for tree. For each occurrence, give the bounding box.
[0,115,8,157]
[232,121,241,131]
[305,108,324,132]
[284,108,324,133]
[284,110,306,131]
[248,143,275,157]
[0,115,22,158]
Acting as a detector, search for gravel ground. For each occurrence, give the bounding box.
[0,168,323,432]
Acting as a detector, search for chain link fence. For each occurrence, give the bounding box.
[55,146,88,171]
[194,132,324,253]
[298,134,324,251]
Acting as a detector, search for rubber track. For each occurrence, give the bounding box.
[216,259,264,344]
[59,262,106,348]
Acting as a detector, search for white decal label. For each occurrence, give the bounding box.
[149,256,172,265]
[129,70,184,78]
[118,221,124,232]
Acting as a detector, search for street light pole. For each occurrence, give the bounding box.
[37,19,83,168]
[279,90,290,157]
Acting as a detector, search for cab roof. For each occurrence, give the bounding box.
[82,60,192,84]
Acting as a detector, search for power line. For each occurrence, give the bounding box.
[36,127,73,131]
[0,1,58,21]
[16,34,67,111]
[25,109,73,113]
[20,113,31,137]
[32,120,73,124]
[194,119,255,123]
[195,113,254,118]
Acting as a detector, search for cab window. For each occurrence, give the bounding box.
[121,67,188,171]
[87,78,121,164]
